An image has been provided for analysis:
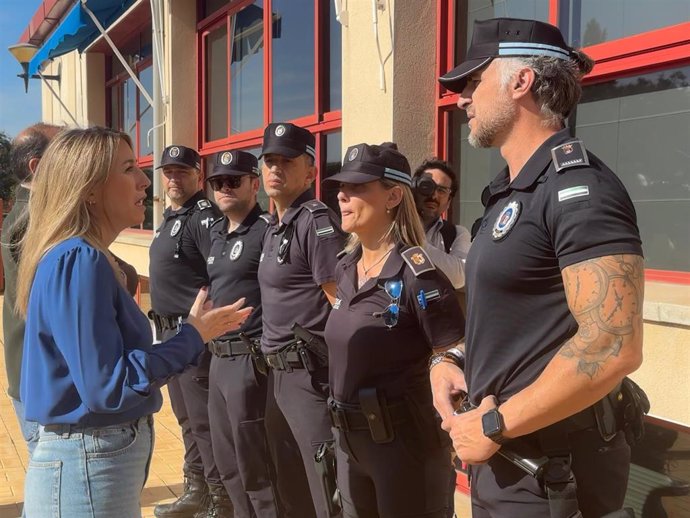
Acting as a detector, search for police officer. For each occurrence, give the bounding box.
[322,142,464,518]
[204,149,281,518]
[149,145,227,518]
[257,122,346,518]
[432,18,644,517]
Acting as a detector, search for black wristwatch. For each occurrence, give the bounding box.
[481,407,507,445]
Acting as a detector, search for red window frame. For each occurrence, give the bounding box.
[196,0,342,196]
[435,0,690,285]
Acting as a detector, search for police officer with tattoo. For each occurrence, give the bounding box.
[323,142,464,518]
[149,145,228,518]
[204,149,281,518]
[432,18,645,518]
[258,122,346,518]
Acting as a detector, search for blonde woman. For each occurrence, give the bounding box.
[322,143,465,518]
[16,127,251,518]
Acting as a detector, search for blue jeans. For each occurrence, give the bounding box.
[24,415,154,518]
[11,397,40,459]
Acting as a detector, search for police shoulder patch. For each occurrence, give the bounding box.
[401,246,435,276]
[302,200,328,213]
[197,199,213,210]
[551,140,590,173]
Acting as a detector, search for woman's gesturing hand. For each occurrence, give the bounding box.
[186,287,253,343]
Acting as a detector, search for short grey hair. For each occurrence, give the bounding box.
[498,50,594,128]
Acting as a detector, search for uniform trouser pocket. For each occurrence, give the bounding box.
[24,460,62,518]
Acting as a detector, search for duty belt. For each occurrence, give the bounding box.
[264,342,309,372]
[148,311,183,334]
[208,338,251,358]
[328,399,411,432]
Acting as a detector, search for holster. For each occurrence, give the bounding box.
[238,332,268,376]
[314,441,341,517]
[358,388,394,444]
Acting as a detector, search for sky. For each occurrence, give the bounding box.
[0,0,44,139]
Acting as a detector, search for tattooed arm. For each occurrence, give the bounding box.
[498,253,644,439]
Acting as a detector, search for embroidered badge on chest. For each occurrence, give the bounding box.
[230,240,244,261]
[170,220,182,237]
[492,201,521,241]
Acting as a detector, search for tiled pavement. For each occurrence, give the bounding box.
[0,295,471,518]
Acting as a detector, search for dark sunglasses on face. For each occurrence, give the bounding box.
[373,279,403,329]
[209,175,246,191]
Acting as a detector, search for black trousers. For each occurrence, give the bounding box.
[333,405,453,518]
[208,354,281,518]
[162,329,220,485]
[270,367,336,518]
[470,429,630,518]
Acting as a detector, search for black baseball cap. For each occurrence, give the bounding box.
[206,150,260,180]
[260,122,316,160]
[157,145,201,170]
[322,142,412,187]
[439,17,574,93]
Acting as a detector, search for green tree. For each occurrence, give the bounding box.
[0,131,17,202]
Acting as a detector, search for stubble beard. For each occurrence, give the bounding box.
[468,92,517,149]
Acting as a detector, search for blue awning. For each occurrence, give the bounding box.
[28,0,136,76]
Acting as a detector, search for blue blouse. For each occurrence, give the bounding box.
[20,237,205,426]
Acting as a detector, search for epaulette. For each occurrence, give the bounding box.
[197,199,213,210]
[401,246,435,276]
[302,199,328,213]
[258,213,272,224]
[551,140,589,173]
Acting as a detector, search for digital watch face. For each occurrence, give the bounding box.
[482,409,502,435]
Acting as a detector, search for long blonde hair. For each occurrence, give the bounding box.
[16,127,132,317]
[344,179,426,253]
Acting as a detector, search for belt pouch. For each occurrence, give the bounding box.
[358,388,394,444]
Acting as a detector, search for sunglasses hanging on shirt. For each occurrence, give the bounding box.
[373,279,403,329]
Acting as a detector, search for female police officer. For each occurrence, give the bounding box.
[322,142,464,518]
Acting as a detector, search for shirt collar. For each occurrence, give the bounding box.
[228,203,263,236]
[166,190,205,217]
[340,242,407,294]
[276,189,315,228]
[509,128,575,191]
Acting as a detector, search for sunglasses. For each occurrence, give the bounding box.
[373,279,403,329]
[209,175,246,191]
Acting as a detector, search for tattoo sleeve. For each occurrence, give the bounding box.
[559,254,644,379]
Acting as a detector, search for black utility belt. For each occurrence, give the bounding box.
[264,341,328,372]
[208,338,252,358]
[148,311,184,334]
[328,399,411,433]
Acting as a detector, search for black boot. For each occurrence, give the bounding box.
[154,470,209,518]
[193,484,234,518]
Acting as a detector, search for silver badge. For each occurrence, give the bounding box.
[492,201,521,240]
[169,146,180,158]
[230,240,244,261]
[207,257,215,265]
[170,219,182,237]
[221,152,233,165]
[275,125,286,137]
[348,147,358,161]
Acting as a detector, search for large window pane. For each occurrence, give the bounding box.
[327,0,342,111]
[455,0,550,65]
[559,0,690,47]
[271,0,315,121]
[138,66,153,157]
[108,86,120,130]
[575,66,690,272]
[321,132,342,215]
[123,78,137,146]
[230,2,265,133]
[206,24,229,141]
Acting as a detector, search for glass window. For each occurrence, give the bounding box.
[206,23,229,141]
[204,0,229,19]
[559,0,690,47]
[108,85,120,130]
[327,0,342,111]
[230,2,265,133]
[138,66,154,157]
[123,78,137,146]
[455,0,550,64]
[271,0,315,121]
[575,66,690,272]
[321,131,342,215]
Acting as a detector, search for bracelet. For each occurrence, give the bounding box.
[444,347,465,371]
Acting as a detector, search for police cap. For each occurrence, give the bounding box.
[157,145,201,170]
[261,122,316,160]
[322,142,412,187]
[207,150,259,180]
[439,17,574,93]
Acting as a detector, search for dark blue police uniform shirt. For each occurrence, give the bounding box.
[258,189,345,352]
[325,243,463,404]
[149,190,221,317]
[20,237,205,426]
[207,204,268,339]
[464,129,643,405]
